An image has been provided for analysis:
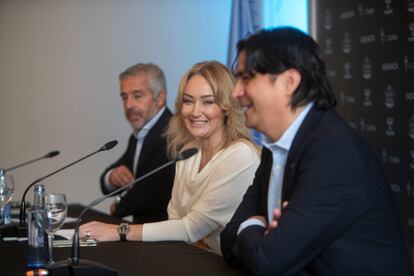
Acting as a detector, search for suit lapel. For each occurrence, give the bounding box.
[135,108,172,177]
[126,135,138,174]
[260,147,274,219]
[282,107,325,201]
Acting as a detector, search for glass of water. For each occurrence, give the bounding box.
[35,193,67,264]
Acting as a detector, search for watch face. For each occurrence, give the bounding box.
[118,223,129,241]
[119,223,130,234]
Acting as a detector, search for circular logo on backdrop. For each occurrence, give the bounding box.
[324,38,333,54]
[361,57,373,79]
[408,114,414,139]
[409,23,414,42]
[384,0,393,14]
[407,0,414,12]
[410,150,414,169]
[343,62,352,79]
[324,9,333,30]
[385,117,396,136]
[363,88,373,106]
[384,85,397,108]
[342,32,352,53]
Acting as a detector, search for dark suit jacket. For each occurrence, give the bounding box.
[100,108,175,224]
[221,107,412,276]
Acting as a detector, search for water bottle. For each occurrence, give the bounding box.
[27,184,49,268]
[4,202,12,224]
[0,169,12,224]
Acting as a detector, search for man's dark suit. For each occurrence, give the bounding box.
[221,107,412,275]
[100,108,175,224]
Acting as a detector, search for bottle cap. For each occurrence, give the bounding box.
[34,184,45,193]
[26,269,48,276]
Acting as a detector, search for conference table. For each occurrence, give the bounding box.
[1,204,245,276]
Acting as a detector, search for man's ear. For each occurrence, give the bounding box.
[157,91,166,107]
[283,68,301,96]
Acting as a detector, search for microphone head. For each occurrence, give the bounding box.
[100,140,118,151]
[44,150,60,158]
[177,148,198,161]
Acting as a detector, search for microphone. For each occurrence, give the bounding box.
[44,150,60,158]
[177,148,198,160]
[47,148,198,276]
[10,141,118,237]
[4,150,60,172]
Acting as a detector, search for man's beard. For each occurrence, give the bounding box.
[126,108,143,119]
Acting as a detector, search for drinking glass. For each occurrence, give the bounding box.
[35,193,67,264]
[0,174,14,227]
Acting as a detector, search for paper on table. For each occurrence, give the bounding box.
[64,216,78,223]
[54,229,97,248]
[55,229,75,240]
[2,237,27,242]
[53,238,97,248]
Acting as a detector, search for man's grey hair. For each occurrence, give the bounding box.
[119,63,167,98]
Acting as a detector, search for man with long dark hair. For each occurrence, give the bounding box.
[221,27,411,275]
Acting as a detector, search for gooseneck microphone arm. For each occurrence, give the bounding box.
[19,140,118,226]
[70,147,198,265]
[5,150,60,172]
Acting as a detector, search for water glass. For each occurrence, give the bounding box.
[35,193,67,264]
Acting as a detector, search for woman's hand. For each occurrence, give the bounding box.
[79,221,119,241]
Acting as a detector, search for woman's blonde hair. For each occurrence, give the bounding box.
[165,60,256,159]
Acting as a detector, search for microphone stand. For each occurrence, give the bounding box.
[47,148,198,276]
[19,148,108,226]
[0,150,59,237]
[2,141,117,238]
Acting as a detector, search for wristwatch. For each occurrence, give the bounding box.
[117,223,130,242]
